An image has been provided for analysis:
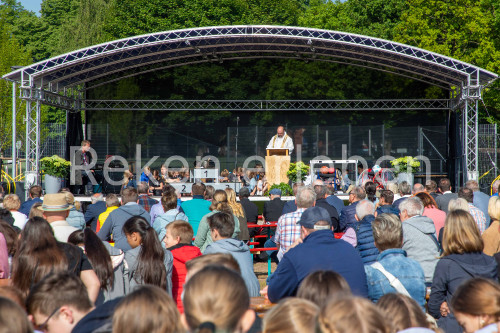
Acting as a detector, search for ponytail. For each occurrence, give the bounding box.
[123,217,167,289]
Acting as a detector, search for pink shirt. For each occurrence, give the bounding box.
[423,207,446,237]
[0,233,9,279]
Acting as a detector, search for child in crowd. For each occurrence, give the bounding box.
[122,216,173,294]
[163,220,202,313]
[0,297,33,333]
[68,229,128,305]
[262,298,319,333]
[112,285,183,333]
[318,296,392,333]
[182,265,255,333]
[296,270,351,308]
[204,211,260,297]
[377,293,438,332]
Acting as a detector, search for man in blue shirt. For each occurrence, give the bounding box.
[19,185,43,216]
[267,206,368,302]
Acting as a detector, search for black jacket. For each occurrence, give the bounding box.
[315,198,340,232]
[240,198,258,223]
[263,198,284,222]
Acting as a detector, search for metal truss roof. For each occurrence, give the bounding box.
[83,99,450,112]
[3,25,498,91]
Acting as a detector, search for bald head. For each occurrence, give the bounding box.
[277,126,285,137]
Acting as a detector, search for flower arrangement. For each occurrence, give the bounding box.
[287,161,310,183]
[40,155,71,178]
[390,156,420,175]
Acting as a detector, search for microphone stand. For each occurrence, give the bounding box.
[235,116,239,170]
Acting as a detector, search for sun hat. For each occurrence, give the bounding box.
[38,193,73,211]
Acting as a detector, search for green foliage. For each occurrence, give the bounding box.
[40,155,71,178]
[265,182,293,196]
[390,156,420,174]
[287,161,310,183]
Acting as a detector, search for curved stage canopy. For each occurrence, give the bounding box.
[2,25,498,189]
[3,25,498,91]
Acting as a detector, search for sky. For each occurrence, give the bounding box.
[18,0,42,14]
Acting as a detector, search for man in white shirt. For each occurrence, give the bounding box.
[267,126,294,153]
[39,193,78,242]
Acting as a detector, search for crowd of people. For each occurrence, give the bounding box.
[0,176,499,333]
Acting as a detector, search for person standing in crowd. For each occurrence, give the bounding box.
[341,200,379,264]
[97,187,151,251]
[263,188,285,223]
[466,180,491,226]
[180,182,211,235]
[267,207,368,302]
[436,178,458,214]
[428,210,497,333]
[19,185,43,216]
[39,193,78,242]
[339,186,366,232]
[399,197,440,285]
[84,193,107,231]
[364,213,426,308]
[267,126,294,153]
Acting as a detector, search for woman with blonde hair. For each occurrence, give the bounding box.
[122,170,136,189]
[60,191,85,230]
[428,210,497,333]
[112,285,183,333]
[451,277,500,333]
[263,298,318,333]
[194,190,241,252]
[182,265,255,333]
[318,296,392,333]
[482,196,500,256]
[225,187,250,242]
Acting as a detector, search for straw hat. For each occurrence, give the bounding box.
[38,193,73,211]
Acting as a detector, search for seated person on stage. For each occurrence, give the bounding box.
[375,190,400,216]
[204,211,260,297]
[219,169,230,183]
[267,206,368,302]
[364,213,426,308]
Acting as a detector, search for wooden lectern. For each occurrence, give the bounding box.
[265,148,291,186]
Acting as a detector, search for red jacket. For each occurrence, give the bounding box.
[168,244,202,312]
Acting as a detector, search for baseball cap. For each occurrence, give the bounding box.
[297,206,331,230]
[269,188,282,196]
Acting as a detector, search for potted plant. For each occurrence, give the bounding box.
[40,155,71,194]
[265,182,293,196]
[390,156,420,186]
[287,161,310,183]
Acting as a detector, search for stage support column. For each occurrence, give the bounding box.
[11,81,16,179]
